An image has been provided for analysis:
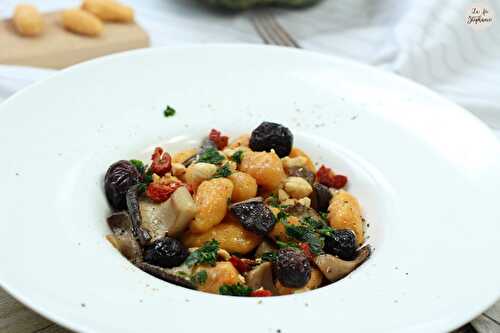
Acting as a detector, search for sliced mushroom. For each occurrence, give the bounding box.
[314,245,371,282]
[284,202,322,221]
[245,262,278,294]
[140,186,196,241]
[287,166,315,185]
[126,185,151,246]
[255,240,278,258]
[107,211,142,262]
[135,262,195,289]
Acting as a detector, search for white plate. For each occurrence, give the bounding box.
[0,45,499,333]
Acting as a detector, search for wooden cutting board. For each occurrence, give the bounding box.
[0,11,149,69]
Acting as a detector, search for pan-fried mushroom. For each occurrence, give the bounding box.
[245,262,277,294]
[106,211,142,262]
[140,186,196,240]
[314,245,371,282]
[135,262,195,289]
[126,185,151,246]
[255,240,278,258]
[284,202,322,221]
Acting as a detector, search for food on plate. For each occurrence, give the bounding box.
[104,121,371,296]
[82,0,134,23]
[199,0,320,10]
[62,8,103,36]
[13,4,44,37]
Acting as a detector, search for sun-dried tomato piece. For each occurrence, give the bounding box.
[332,174,348,189]
[299,243,314,261]
[208,129,229,150]
[151,147,171,176]
[250,289,273,297]
[145,182,182,203]
[229,255,251,273]
[316,165,336,188]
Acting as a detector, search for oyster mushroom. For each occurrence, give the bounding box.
[126,185,151,246]
[284,202,322,221]
[314,245,371,282]
[135,262,195,289]
[106,211,142,262]
[140,186,197,241]
[245,262,277,294]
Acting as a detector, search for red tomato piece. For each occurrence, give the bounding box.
[299,243,314,261]
[208,129,229,150]
[151,147,172,176]
[229,255,251,273]
[250,289,273,297]
[332,175,348,189]
[316,165,336,188]
[145,182,182,203]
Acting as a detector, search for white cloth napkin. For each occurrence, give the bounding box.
[0,0,499,331]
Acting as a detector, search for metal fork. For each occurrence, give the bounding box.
[251,11,301,48]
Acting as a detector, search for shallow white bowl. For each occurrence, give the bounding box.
[0,45,499,333]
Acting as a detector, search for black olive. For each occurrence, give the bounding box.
[287,166,315,185]
[249,122,293,158]
[275,248,311,288]
[143,237,189,268]
[310,183,333,213]
[104,160,140,210]
[230,199,276,236]
[324,229,357,260]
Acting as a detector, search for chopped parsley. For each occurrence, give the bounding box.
[260,252,278,262]
[190,270,208,285]
[319,212,329,222]
[214,164,232,178]
[137,167,153,193]
[277,210,289,223]
[276,240,299,249]
[130,159,145,174]
[184,239,219,267]
[267,193,280,208]
[219,283,252,296]
[197,148,225,165]
[231,150,244,164]
[163,105,176,117]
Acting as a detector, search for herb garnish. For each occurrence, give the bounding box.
[277,210,289,223]
[214,164,232,178]
[190,270,208,285]
[260,252,278,262]
[184,239,219,267]
[267,193,280,208]
[231,150,244,164]
[197,148,225,165]
[276,240,299,249]
[219,283,252,296]
[130,159,145,174]
[163,105,176,117]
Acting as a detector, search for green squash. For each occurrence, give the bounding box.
[200,0,320,10]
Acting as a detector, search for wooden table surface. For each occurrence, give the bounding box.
[1,286,498,333]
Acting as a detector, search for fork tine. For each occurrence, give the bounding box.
[251,12,301,48]
[265,14,301,48]
[252,14,284,46]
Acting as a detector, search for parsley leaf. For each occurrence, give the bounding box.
[231,150,244,164]
[163,105,176,117]
[184,239,219,267]
[277,210,289,223]
[219,283,252,296]
[214,164,232,178]
[197,148,225,165]
[190,270,208,285]
[276,240,299,249]
[319,212,329,222]
[267,193,280,208]
[130,159,145,174]
[260,252,278,262]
